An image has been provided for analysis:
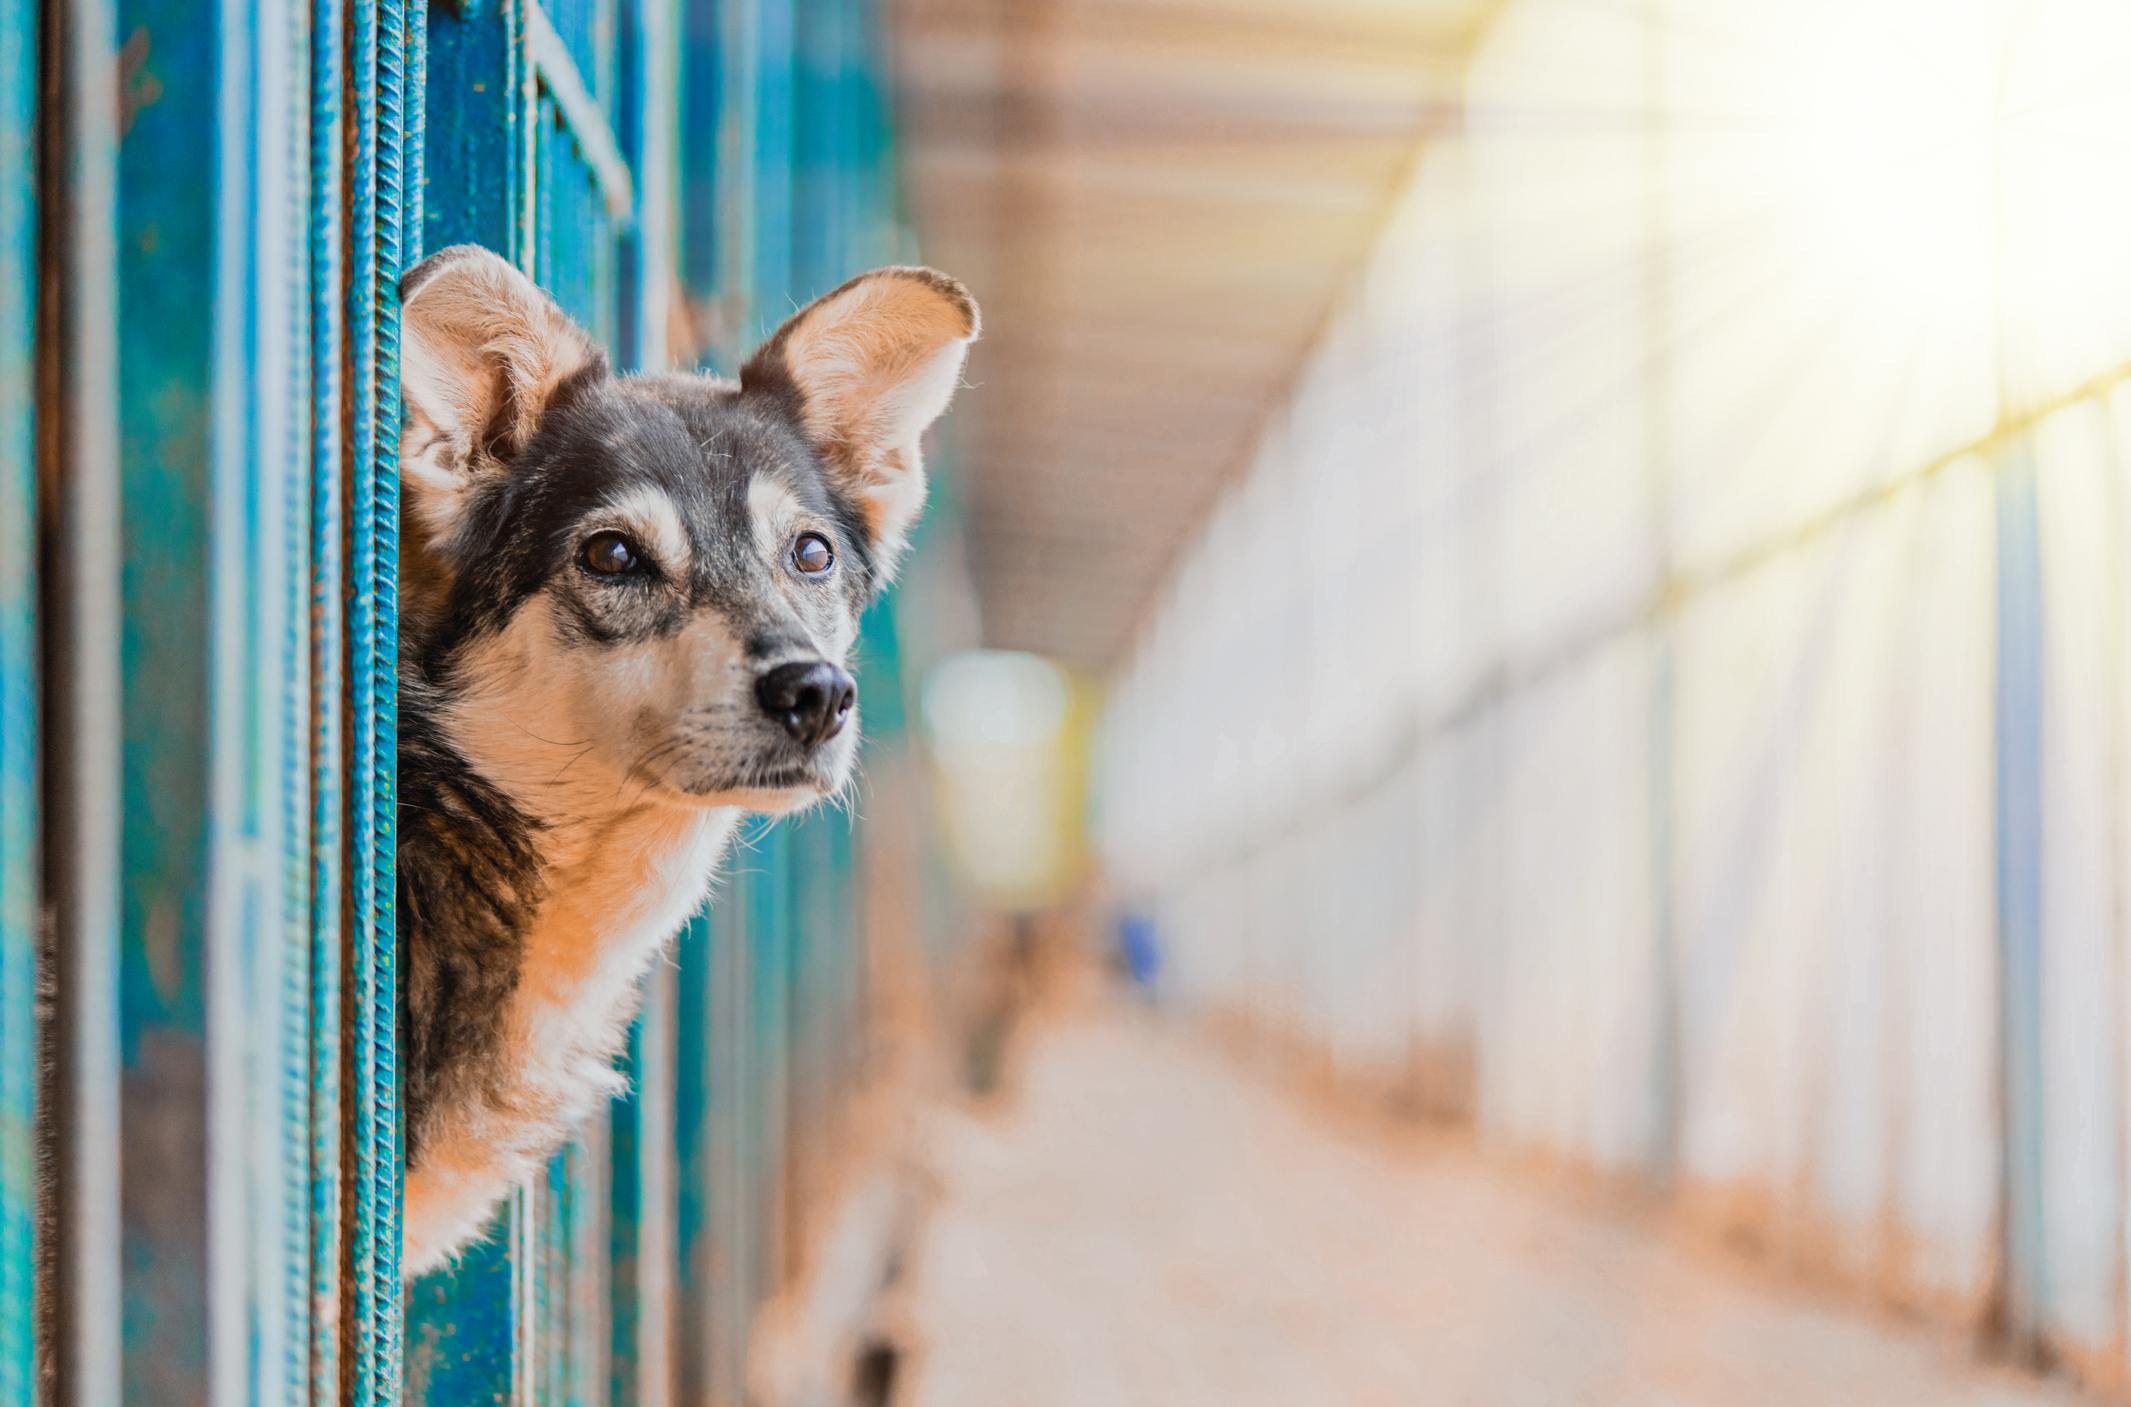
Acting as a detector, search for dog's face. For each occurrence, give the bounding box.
[396,246,976,817]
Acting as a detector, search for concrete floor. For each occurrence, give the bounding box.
[897,1010,2090,1407]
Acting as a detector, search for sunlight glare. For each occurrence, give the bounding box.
[1757,0,2131,389]
[1770,7,2000,319]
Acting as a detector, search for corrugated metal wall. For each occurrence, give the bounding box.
[1100,0,2131,1377]
[2,0,917,1399]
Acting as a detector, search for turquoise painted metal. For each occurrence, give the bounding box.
[0,0,35,1390]
[348,0,422,1394]
[112,0,217,1378]
[307,0,348,1395]
[10,0,903,1396]
[12,0,417,1396]
[404,0,906,1400]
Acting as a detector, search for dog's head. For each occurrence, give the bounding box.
[396,244,976,817]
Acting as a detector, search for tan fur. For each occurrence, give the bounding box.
[766,268,979,561]
[400,247,599,551]
[749,475,809,565]
[594,483,694,577]
[405,803,736,1273]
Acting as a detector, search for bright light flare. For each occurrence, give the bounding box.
[1739,0,2131,387]
[1768,12,2000,315]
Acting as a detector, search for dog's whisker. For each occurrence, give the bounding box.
[504,715,595,749]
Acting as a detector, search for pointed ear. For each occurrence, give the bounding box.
[397,243,603,548]
[739,266,978,566]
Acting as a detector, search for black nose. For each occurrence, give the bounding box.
[755,660,856,748]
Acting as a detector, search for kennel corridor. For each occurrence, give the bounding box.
[15,0,2131,1398]
[897,1009,2085,1407]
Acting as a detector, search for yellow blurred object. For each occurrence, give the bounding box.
[922,650,1091,912]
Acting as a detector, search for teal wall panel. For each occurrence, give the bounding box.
[405,1214,516,1405]
[112,0,222,1388]
[422,0,518,259]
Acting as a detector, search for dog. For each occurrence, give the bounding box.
[392,244,977,1274]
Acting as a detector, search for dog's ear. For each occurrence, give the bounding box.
[398,243,603,549]
[739,266,978,567]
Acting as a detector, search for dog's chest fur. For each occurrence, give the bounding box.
[397,682,740,1266]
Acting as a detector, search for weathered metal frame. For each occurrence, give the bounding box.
[8,0,902,1398]
[0,0,37,1388]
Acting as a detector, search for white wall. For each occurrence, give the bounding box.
[1098,0,2131,1365]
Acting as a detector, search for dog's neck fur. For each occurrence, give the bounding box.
[397,660,741,1268]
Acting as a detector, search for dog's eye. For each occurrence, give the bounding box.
[581,531,640,576]
[792,534,834,576]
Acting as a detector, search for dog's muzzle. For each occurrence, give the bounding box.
[755,660,856,748]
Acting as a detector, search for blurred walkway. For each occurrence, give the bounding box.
[897,1011,2087,1407]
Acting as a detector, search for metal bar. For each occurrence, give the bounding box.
[526,0,634,222]
[40,0,125,1396]
[711,852,754,1407]
[609,1029,645,1407]
[612,0,642,366]
[712,0,758,364]
[746,0,789,342]
[307,0,346,1391]
[1639,0,1679,1187]
[569,1127,611,1407]
[533,88,554,288]
[112,0,221,1381]
[345,0,409,1384]
[624,0,678,371]
[621,970,676,1407]
[0,0,35,1384]
[207,0,310,1392]
[402,0,424,269]
[1996,436,2049,1352]
[675,0,720,313]
[535,1161,562,1404]
[670,907,715,1407]
[284,0,322,1369]
[513,1182,539,1402]
[510,0,534,271]
[746,823,791,1316]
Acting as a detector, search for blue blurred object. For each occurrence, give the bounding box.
[1119,913,1162,991]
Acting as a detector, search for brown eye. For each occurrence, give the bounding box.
[581,530,639,575]
[792,533,834,576]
